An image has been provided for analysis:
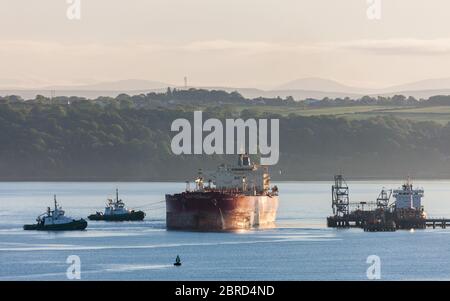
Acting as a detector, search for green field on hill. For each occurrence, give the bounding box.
[236,105,450,124]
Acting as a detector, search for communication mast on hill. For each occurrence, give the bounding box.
[184,76,188,89]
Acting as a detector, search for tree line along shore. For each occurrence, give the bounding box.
[2,89,450,180]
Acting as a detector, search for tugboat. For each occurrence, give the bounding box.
[23,196,88,231]
[88,189,145,221]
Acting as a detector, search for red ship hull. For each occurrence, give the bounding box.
[165,191,279,231]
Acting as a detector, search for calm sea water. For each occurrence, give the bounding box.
[1,181,450,280]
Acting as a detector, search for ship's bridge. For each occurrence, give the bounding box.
[393,181,424,209]
[194,154,272,194]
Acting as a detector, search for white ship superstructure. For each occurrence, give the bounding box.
[393,179,424,209]
[39,197,74,225]
[104,189,130,216]
[196,154,273,195]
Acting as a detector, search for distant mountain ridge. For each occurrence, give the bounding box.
[3,77,450,100]
[42,79,173,91]
[383,78,450,93]
[275,77,450,95]
[275,77,369,94]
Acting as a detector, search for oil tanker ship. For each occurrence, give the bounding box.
[165,154,279,231]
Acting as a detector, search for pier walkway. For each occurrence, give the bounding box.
[425,219,450,229]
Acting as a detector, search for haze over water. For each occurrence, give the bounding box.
[1,181,450,280]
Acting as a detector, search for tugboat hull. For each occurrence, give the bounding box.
[88,211,145,221]
[165,191,278,231]
[23,219,88,231]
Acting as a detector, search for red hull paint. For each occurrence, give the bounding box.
[165,191,279,231]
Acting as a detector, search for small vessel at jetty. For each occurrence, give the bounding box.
[23,196,87,231]
[88,189,145,221]
[391,179,427,229]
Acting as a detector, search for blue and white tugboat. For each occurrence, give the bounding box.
[24,196,88,231]
[88,189,145,221]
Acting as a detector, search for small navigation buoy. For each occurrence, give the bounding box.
[174,255,182,266]
[410,228,415,233]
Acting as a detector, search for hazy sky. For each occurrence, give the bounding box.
[1,0,450,89]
